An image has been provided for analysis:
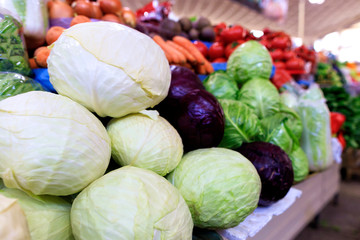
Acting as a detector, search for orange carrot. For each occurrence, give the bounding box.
[172,36,205,65]
[45,26,65,45]
[152,35,179,64]
[203,60,214,74]
[196,63,206,75]
[166,40,196,64]
[165,42,186,65]
[34,47,51,68]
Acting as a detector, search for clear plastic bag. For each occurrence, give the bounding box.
[298,84,334,171]
[0,71,43,100]
[0,9,32,76]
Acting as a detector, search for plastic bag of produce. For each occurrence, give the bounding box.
[298,84,333,171]
[0,72,43,100]
[0,0,48,50]
[0,10,32,76]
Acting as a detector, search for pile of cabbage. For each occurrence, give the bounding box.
[0,22,263,239]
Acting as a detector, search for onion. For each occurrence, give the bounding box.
[72,0,103,19]
[99,0,122,16]
[101,13,124,24]
[121,7,136,28]
[48,0,74,19]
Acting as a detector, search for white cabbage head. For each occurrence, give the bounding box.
[47,21,171,118]
[0,194,31,240]
[0,187,73,240]
[71,166,193,240]
[0,91,111,196]
[107,110,183,176]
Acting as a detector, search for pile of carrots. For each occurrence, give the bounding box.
[152,35,214,75]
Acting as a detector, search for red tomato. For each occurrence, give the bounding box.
[282,50,296,60]
[285,57,305,70]
[220,25,244,45]
[212,57,227,63]
[214,22,227,35]
[193,41,208,58]
[259,39,272,49]
[271,36,291,49]
[271,68,291,89]
[225,40,245,59]
[208,42,225,61]
[270,49,283,61]
[273,61,286,69]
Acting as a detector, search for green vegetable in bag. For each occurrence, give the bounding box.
[0,13,31,76]
[0,72,43,100]
[218,99,261,149]
[202,70,239,100]
[298,85,333,171]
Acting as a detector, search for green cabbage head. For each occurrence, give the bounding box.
[237,77,280,119]
[167,147,261,229]
[107,110,183,176]
[48,21,171,118]
[71,166,193,240]
[0,187,73,240]
[0,91,111,196]
[227,40,272,85]
[0,194,31,240]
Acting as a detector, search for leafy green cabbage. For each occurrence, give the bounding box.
[48,22,171,118]
[226,40,272,85]
[0,91,111,196]
[288,144,309,182]
[167,148,261,229]
[237,77,280,119]
[107,110,183,176]
[202,70,239,100]
[218,99,261,149]
[71,166,193,240]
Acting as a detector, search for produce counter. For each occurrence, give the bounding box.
[245,163,340,240]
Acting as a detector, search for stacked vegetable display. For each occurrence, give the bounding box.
[0,3,335,240]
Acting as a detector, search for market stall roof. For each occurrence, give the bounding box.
[122,0,360,45]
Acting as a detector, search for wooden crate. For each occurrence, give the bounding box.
[342,148,360,180]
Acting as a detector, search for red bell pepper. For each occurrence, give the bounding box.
[337,131,346,149]
[330,112,346,135]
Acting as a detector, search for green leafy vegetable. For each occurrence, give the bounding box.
[298,89,333,171]
[237,77,280,119]
[71,166,193,240]
[288,143,309,182]
[0,72,43,100]
[227,40,272,85]
[218,99,261,149]
[167,147,261,229]
[106,110,183,176]
[202,70,239,100]
[0,14,31,76]
[0,91,111,196]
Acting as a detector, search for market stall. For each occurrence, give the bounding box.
[0,1,354,240]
